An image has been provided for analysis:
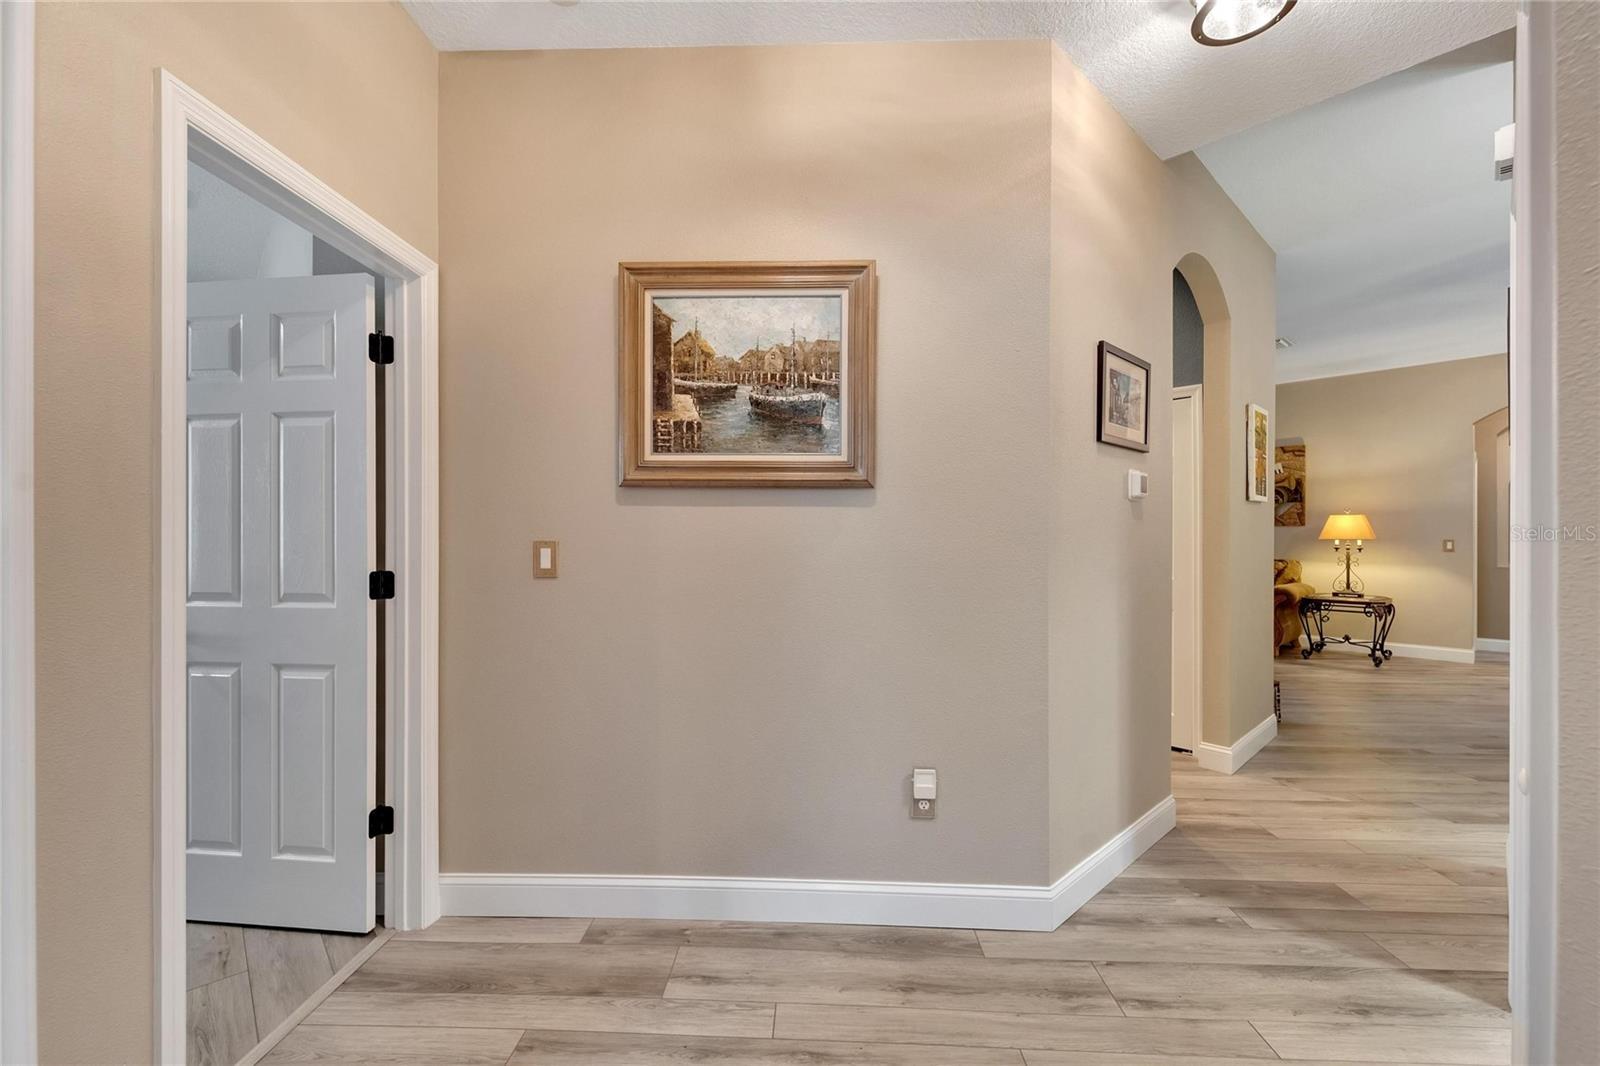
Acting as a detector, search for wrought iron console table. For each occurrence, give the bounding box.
[1298,594,1396,668]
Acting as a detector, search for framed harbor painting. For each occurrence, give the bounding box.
[1247,403,1271,502]
[1096,341,1150,452]
[618,261,876,487]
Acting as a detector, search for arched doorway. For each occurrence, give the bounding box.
[1172,252,1235,761]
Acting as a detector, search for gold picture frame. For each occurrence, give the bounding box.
[618,261,877,487]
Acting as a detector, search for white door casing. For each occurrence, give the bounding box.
[186,274,375,933]
[0,3,36,1061]
[1172,386,1202,753]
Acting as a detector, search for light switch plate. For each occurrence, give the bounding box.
[1442,538,1456,553]
[533,540,559,578]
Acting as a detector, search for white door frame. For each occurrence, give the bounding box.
[157,71,439,1064]
[1509,4,1556,1061]
[0,4,36,1063]
[1171,384,1203,753]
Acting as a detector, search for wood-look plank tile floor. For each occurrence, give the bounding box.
[187,921,382,1065]
[267,655,1510,1065]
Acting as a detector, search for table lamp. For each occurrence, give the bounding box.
[1319,512,1375,596]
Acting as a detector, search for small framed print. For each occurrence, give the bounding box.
[1247,403,1271,502]
[1097,341,1151,452]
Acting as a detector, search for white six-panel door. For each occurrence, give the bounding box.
[186,274,376,933]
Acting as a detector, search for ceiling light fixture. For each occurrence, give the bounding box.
[1190,0,1297,47]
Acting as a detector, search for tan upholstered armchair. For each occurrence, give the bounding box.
[1274,558,1316,653]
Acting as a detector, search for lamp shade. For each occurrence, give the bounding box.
[1319,513,1376,541]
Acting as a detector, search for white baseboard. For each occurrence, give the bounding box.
[1045,795,1176,928]
[440,796,1176,933]
[1387,641,1476,663]
[1196,713,1278,775]
[1475,637,1511,654]
[1313,640,1476,664]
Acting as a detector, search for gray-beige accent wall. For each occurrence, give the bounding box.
[1173,270,1204,389]
[1274,354,1508,653]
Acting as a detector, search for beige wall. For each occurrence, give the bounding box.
[1274,355,1507,652]
[1045,53,1277,876]
[1473,406,1510,641]
[1554,2,1600,1058]
[439,40,1275,891]
[33,4,437,1060]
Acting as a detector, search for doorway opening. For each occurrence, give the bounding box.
[184,148,387,1064]
[158,73,440,1065]
[1170,265,1204,755]
[1473,405,1511,660]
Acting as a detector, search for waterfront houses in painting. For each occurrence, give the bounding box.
[650,294,844,456]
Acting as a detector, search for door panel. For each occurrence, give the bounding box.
[187,416,242,603]
[275,412,337,604]
[186,663,242,854]
[187,274,375,933]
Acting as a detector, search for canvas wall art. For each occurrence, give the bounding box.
[618,262,876,487]
[1247,403,1271,502]
[1275,438,1307,526]
[1097,341,1151,452]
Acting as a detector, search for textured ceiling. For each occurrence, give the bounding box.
[1197,32,1513,382]
[403,0,1515,159]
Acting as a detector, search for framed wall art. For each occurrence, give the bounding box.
[1096,341,1151,452]
[1247,403,1271,502]
[618,261,876,487]
[1275,437,1306,525]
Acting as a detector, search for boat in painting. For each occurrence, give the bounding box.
[749,384,827,425]
[672,378,738,400]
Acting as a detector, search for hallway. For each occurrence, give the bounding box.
[261,656,1510,1065]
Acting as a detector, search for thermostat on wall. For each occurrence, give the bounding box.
[1128,470,1149,499]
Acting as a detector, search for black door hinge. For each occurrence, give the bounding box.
[368,805,395,838]
[369,570,395,600]
[368,332,395,365]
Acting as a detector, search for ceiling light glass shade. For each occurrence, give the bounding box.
[1191,0,1297,46]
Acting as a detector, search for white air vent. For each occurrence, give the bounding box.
[1495,123,1514,182]
[1274,337,1294,350]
